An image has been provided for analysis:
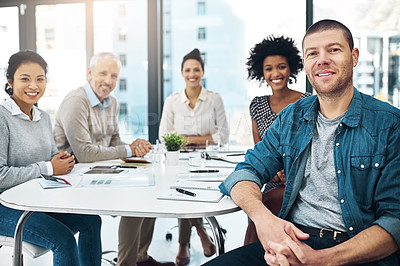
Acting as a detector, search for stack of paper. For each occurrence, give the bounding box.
[39,180,71,189]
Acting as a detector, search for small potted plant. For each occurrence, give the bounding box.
[162,133,189,165]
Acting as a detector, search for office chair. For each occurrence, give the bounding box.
[0,235,50,259]
[101,250,118,265]
[165,221,227,241]
[0,235,120,265]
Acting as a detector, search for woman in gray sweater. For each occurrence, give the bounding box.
[0,50,102,266]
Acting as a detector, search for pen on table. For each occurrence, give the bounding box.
[176,188,196,197]
[189,170,219,173]
[226,153,246,156]
[58,178,72,185]
[42,174,71,185]
[116,165,137,169]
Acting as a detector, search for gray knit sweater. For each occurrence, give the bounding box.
[0,105,57,193]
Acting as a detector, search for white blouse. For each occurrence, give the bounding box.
[159,87,229,144]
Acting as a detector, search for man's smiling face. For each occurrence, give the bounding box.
[303,29,359,98]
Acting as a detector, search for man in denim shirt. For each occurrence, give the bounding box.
[205,20,400,266]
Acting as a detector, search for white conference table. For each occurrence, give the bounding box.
[0,156,242,266]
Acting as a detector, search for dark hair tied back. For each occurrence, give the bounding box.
[4,50,48,96]
[181,48,205,72]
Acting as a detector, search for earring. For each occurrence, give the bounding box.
[4,84,13,95]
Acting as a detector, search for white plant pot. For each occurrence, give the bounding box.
[166,151,180,166]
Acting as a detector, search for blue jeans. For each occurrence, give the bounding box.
[0,204,102,266]
[203,236,381,266]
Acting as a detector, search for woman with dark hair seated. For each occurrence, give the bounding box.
[0,50,102,266]
[244,36,311,244]
[159,48,229,265]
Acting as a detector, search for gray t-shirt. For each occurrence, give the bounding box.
[288,111,347,231]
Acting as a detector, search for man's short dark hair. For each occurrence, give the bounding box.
[302,19,354,51]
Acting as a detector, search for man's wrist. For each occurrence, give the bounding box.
[249,202,275,226]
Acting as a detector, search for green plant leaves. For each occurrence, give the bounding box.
[162,133,189,151]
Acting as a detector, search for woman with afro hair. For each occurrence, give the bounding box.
[244,35,311,245]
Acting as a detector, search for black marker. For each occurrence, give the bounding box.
[117,165,137,169]
[176,188,196,197]
[189,170,219,173]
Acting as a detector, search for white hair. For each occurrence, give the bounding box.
[88,52,122,70]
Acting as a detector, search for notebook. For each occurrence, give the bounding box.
[176,172,230,182]
[170,180,220,191]
[39,180,71,189]
[157,189,224,203]
[121,157,152,163]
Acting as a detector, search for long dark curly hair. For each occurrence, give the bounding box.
[246,35,302,84]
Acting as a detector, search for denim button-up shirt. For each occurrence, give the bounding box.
[220,88,400,265]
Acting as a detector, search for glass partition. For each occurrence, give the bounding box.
[163,0,306,146]
[0,6,19,100]
[35,3,87,120]
[314,0,400,107]
[94,0,148,142]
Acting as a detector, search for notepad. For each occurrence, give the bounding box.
[39,180,71,189]
[176,172,229,182]
[121,157,152,163]
[157,190,224,203]
[121,162,152,168]
[170,180,220,191]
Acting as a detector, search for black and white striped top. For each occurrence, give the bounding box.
[249,92,311,191]
[250,92,312,140]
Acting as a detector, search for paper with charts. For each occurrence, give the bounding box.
[77,169,155,188]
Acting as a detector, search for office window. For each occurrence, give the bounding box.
[201,78,206,89]
[314,0,400,107]
[35,3,86,119]
[0,6,19,101]
[198,27,206,40]
[45,28,55,41]
[94,1,148,141]
[118,3,127,17]
[120,103,128,115]
[119,33,126,41]
[200,52,206,64]
[163,0,306,146]
[197,1,206,15]
[119,26,128,41]
[1,0,149,141]
[120,78,127,91]
[120,54,127,67]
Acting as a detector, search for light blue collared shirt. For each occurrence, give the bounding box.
[84,83,112,110]
[0,96,53,174]
[83,83,131,157]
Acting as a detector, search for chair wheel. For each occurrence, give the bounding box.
[166,232,173,241]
